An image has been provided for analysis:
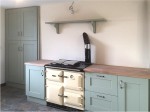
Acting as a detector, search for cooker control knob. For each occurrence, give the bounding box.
[70,75,75,79]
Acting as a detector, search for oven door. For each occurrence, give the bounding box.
[46,83,63,105]
[64,91,84,108]
[64,71,84,91]
[46,68,63,82]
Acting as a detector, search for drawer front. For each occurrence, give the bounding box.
[46,84,63,105]
[85,72,117,96]
[46,68,63,82]
[64,71,84,91]
[85,91,118,111]
[64,91,84,108]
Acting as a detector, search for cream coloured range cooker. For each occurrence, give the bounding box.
[45,68,85,110]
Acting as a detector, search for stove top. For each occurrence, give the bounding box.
[44,59,91,72]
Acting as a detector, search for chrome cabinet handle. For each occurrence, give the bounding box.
[97,95,105,98]
[20,31,22,36]
[120,80,124,89]
[41,70,44,76]
[18,32,20,36]
[97,75,105,78]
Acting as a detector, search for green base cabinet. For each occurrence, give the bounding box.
[85,72,118,111]
[85,72,150,112]
[26,65,45,99]
[118,76,150,112]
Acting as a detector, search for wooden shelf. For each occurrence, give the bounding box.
[45,18,106,34]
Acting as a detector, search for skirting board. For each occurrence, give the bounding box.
[1,83,6,87]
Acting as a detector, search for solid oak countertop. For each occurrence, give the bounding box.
[25,60,52,67]
[25,60,150,79]
[84,64,150,79]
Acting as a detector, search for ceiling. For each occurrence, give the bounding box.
[0,0,72,8]
[0,0,146,8]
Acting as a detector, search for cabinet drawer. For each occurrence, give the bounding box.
[46,68,63,82]
[64,71,84,91]
[85,72,117,96]
[85,91,118,111]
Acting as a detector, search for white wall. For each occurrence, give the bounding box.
[0,7,5,84]
[40,0,148,68]
[148,0,150,68]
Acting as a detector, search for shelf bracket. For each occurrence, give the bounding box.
[91,21,96,33]
[54,23,59,34]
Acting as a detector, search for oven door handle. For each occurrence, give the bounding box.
[58,94,68,98]
[58,75,63,77]
[63,76,68,78]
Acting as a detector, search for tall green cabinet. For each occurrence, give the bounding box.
[5,6,40,88]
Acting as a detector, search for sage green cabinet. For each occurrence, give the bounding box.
[26,65,45,99]
[85,72,118,111]
[5,7,38,41]
[118,76,150,112]
[5,7,39,87]
[6,41,37,84]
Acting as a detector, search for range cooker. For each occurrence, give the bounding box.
[44,59,91,110]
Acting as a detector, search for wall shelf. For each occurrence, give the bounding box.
[45,18,106,34]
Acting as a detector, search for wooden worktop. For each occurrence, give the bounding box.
[25,60,53,66]
[25,60,150,79]
[84,64,150,79]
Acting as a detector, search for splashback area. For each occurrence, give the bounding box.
[40,0,149,68]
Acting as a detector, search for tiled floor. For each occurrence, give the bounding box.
[0,86,68,111]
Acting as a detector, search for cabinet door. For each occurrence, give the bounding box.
[6,9,21,41]
[118,76,149,112]
[6,41,21,84]
[26,65,45,99]
[85,91,118,111]
[20,41,37,84]
[85,72,118,96]
[21,7,38,41]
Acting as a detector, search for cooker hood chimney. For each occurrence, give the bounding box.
[83,32,91,64]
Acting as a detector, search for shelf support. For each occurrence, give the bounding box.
[91,21,96,33]
[54,23,59,34]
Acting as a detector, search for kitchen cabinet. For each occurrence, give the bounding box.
[85,72,118,111]
[118,76,149,112]
[5,6,39,87]
[6,40,37,85]
[85,72,150,112]
[26,65,45,99]
[5,7,38,41]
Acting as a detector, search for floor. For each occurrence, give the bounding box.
[0,86,69,111]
